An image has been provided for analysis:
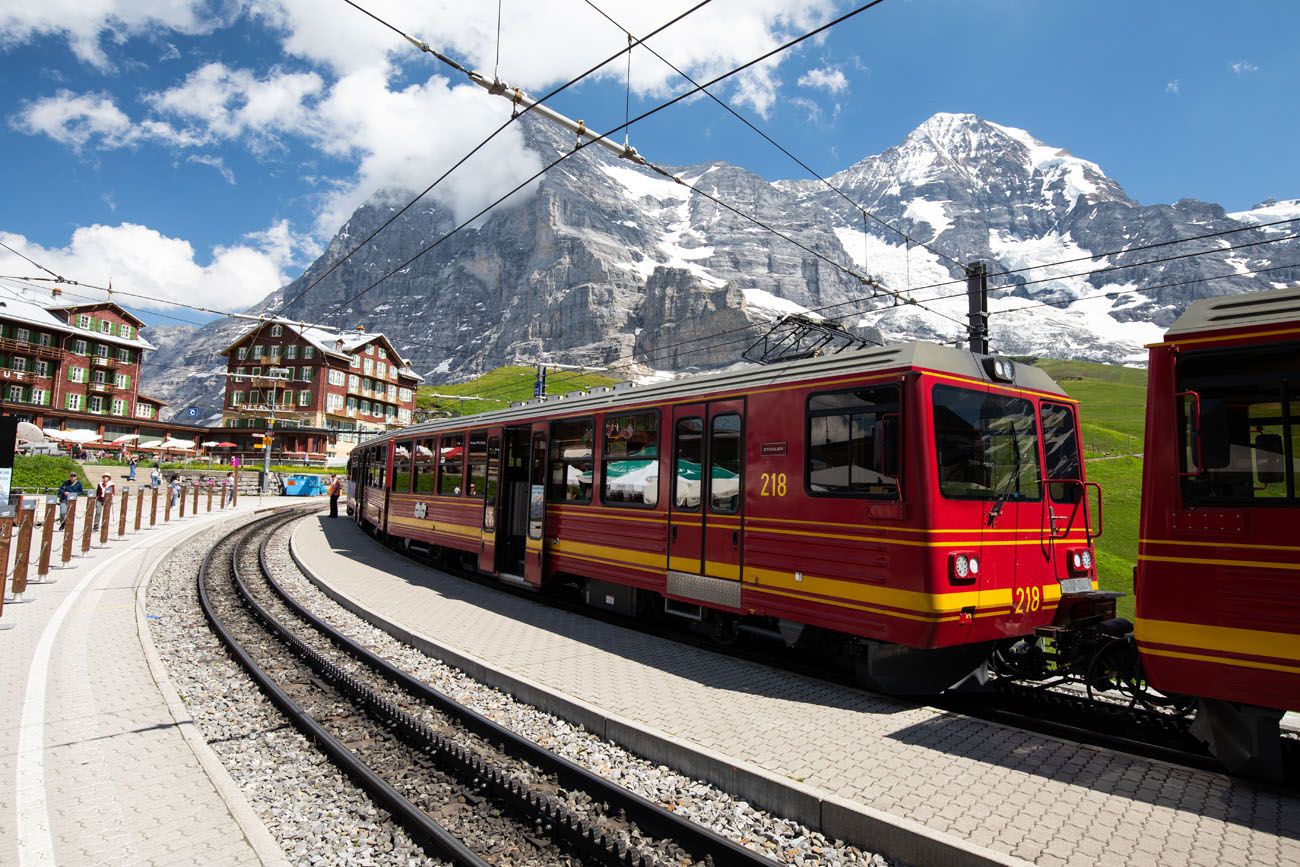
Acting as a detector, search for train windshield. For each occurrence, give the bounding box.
[933,385,1041,501]
[1178,344,1300,504]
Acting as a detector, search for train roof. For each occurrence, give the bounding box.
[1165,285,1300,339]
[359,340,1066,445]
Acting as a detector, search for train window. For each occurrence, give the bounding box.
[367,448,386,488]
[467,430,488,498]
[1041,403,1082,504]
[414,437,437,493]
[438,433,464,495]
[391,439,414,492]
[709,414,742,513]
[549,417,594,504]
[602,411,660,507]
[674,417,704,510]
[1178,345,1299,504]
[806,385,900,497]
[933,385,1041,501]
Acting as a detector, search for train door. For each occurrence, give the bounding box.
[667,400,745,582]
[492,425,533,581]
[523,423,548,587]
[475,428,501,574]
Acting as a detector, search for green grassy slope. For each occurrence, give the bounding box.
[1031,358,1148,619]
[418,366,620,417]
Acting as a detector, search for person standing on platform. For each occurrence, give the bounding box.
[127,454,138,481]
[57,472,84,528]
[328,475,342,517]
[150,464,161,489]
[93,473,114,530]
[224,471,236,506]
[168,475,181,509]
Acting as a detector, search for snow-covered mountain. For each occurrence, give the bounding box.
[143,112,1300,419]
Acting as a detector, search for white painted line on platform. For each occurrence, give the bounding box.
[14,516,223,867]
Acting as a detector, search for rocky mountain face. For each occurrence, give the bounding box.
[143,111,1300,420]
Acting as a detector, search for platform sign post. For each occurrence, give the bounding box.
[0,510,13,628]
[61,497,77,565]
[34,498,56,581]
[118,489,129,538]
[134,486,144,531]
[12,502,35,597]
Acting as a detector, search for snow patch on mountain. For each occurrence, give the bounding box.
[1228,199,1300,231]
[903,198,952,237]
[742,287,819,320]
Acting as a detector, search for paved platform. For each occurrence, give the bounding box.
[294,515,1300,867]
[0,495,300,867]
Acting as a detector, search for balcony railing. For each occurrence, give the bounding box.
[87,381,114,393]
[0,336,63,361]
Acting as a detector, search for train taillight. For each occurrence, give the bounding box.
[1066,548,1094,576]
[949,551,980,584]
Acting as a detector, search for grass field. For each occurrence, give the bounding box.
[418,366,619,416]
[1030,358,1148,619]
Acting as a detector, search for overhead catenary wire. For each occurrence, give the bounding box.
[271,0,718,323]
[579,0,968,273]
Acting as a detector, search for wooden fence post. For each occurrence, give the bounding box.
[81,496,94,553]
[134,486,144,531]
[12,507,35,598]
[164,486,172,522]
[99,493,111,546]
[192,483,199,515]
[35,499,56,582]
[232,474,239,507]
[61,497,77,565]
[0,514,13,625]
[151,486,159,526]
[179,484,187,518]
[117,489,128,538]
[206,484,213,513]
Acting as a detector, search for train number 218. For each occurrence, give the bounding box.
[1013,586,1042,614]
[760,472,788,497]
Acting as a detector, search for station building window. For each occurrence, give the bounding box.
[807,385,901,497]
[438,433,465,495]
[549,417,594,504]
[602,411,659,507]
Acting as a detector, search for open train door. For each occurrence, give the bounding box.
[476,427,502,574]
[523,422,548,587]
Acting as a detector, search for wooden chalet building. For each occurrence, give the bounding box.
[219,319,422,460]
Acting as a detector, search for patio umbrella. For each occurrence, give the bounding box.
[201,440,221,448]
[215,441,237,447]
[112,434,140,444]
[17,422,44,443]
[62,429,102,444]
[42,428,69,441]
[161,437,195,449]
[139,439,164,448]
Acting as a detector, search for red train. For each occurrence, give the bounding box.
[348,341,1102,693]
[1134,285,1300,775]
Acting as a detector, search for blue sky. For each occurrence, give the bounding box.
[0,1,1294,326]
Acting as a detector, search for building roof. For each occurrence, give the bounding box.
[136,394,168,406]
[222,317,419,377]
[0,287,75,333]
[47,301,148,328]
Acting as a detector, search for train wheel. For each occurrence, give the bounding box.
[1085,638,1143,713]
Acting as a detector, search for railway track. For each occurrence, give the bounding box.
[375,526,1300,788]
[199,509,774,867]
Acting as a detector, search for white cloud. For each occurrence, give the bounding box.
[188,154,235,184]
[145,62,324,148]
[1230,60,1258,75]
[10,89,199,150]
[0,2,227,69]
[797,65,848,94]
[0,221,315,313]
[1165,79,1180,95]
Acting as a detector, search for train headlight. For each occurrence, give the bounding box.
[984,356,1016,382]
[949,551,979,584]
[1066,547,1093,577]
